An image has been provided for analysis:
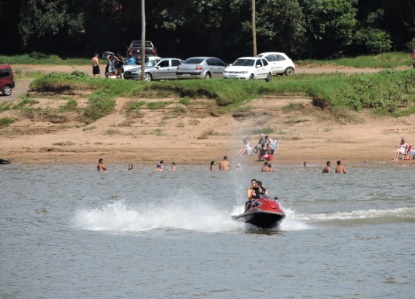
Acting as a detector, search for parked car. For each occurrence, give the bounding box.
[126,40,157,60]
[223,57,272,82]
[123,56,161,74]
[0,64,15,96]
[176,57,226,79]
[124,58,184,81]
[256,52,295,75]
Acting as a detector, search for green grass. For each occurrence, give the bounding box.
[298,52,412,68]
[0,117,16,128]
[27,68,415,119]
[2,51,412,70]
[0,52,92,66]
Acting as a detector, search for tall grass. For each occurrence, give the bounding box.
[0,52,91,65]
[1,51,412,68]
[298,52,412,68]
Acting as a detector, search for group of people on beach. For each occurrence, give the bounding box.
[237,134,278,161]
[91,52,137,78]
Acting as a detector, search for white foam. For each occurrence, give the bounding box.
[297,207,415,222]
[73,199,244,233]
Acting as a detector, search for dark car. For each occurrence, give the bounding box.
[126,40,157,60]
[0,64,15,96]
[176,57,226,79]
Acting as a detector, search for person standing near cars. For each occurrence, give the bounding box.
[91,53,100,78]
[126,54,136,65]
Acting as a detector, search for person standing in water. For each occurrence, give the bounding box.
[97,158,106,171]
[335,160,346,174]
[219,156,231,171]
[322,161,331,173]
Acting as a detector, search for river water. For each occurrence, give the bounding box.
[1,163,414,298]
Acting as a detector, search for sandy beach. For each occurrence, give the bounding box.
[1,64,414,167]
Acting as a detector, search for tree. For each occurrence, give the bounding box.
[299,0,358,57]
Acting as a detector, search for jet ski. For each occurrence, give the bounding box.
[232,196,285,228]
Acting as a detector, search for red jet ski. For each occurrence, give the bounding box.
[232,196,285,228]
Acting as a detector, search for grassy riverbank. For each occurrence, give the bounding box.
[1,51,413,68]
[19,69,415,118]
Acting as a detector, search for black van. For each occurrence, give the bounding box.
[0,64,15,96]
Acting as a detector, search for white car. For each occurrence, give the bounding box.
[256,52,295,75]
[223,57,272,81]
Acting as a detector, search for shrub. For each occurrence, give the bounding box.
[0,117,16,128]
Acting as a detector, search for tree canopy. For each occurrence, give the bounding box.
[0,0,414,60]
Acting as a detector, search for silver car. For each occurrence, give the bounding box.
[176,57,226,79]
[256,52,295,75]
[124,58,184,81]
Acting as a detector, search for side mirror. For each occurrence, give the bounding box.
[256,65,261,68]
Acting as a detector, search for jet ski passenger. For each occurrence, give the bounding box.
[255,181,268,199]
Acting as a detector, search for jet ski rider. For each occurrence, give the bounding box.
[245,179,268,211]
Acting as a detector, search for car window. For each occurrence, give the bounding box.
[214,58,225,66]
[171,59,182,67]
[276,55,286,61]
[185,58,204,64]
[145,59,160,67]
[158,60,169,67]
[265,55,276,62]
[255,59,263,67]
[234,59,255,67]
[0,68,10,78]
[206,58,216,66]
[261,59,269,66]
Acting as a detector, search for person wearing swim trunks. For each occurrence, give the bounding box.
[91,53,100,78]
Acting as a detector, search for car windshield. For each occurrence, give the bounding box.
[145,59,160,67]
[132,41,153,47]
[233,59,255,67]
[184,58,204,64]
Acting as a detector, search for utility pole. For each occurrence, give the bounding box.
[252,0,257,56]
[140,0,146,80]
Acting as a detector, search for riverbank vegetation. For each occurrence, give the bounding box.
[2,51,413,70]
[0,68,413,129]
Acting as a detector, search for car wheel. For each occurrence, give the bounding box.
[265,72,272,82]
[203,72,211,79]
[249,74,254,80]
[144,73,152,81]
[2,85,12,96]
[284,67,295,76]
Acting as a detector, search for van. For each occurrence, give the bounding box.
[0,64,15,96]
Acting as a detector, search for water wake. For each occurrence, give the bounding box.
[72,199,244,233]
[298,207,415,225]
